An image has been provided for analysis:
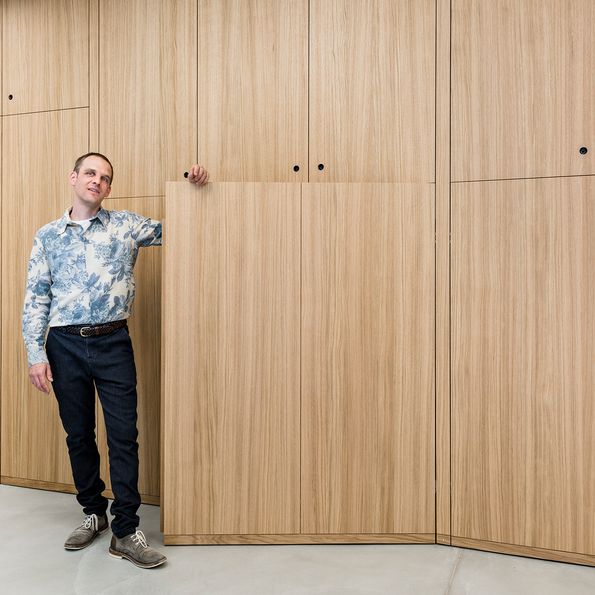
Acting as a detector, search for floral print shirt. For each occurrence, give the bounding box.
[22,208,162,366]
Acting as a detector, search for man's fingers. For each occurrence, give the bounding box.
[29,364,51,394]
[188,164,209,186]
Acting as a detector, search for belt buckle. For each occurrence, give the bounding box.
[80,326,93,337]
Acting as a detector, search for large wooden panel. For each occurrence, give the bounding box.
[197,0,307,182]
[2,0,88,115]
[96,197,163,500]
[1,109,88,484]
[99,0,197,197]
[309,0,435,182]
[452,0,595,181]
[452,178,595,555]
[301,183,435,534]
[436,0,452,545]
[163,182,300,536]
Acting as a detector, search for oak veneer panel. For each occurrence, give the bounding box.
[163,182,300,536]
[452,0,595,181]
[435,0,452,541]
[197,0,307,182]
[2,0,89,115]
[452,177,595,556]
[99,0,197,197]
[451,537,595,568]
[309,0,435,182]
[96,197,163,500]
[301,183,435,534]
[1,109,88,484]
[166,533,434,545]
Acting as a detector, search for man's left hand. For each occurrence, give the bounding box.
[188,164,209,186]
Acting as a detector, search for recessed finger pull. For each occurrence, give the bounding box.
[579,147,588,155]
[318,163,324,171]
[183,171,189,178]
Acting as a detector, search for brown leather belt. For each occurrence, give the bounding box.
[56,319,128,337]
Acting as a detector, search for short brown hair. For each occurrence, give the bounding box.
[73,152,114,184]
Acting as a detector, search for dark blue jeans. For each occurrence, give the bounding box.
[46,325,140,538]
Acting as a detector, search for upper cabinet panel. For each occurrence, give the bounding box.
[197,1,308,182]
[99,0,197,198]
[310,1,435,183]
[452,0,595,182]
[2,0,89,115]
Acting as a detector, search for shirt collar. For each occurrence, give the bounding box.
[57,207,110,234]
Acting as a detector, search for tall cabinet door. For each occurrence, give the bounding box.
[452,0,595,182]
[452,178,595,558]
[309,0,435,182]
[1,109,88,486]
[2,0,89,115]
[99,0,197,198]
[163,182,301,540]
[196,0,308,182]
[301,183,435,537]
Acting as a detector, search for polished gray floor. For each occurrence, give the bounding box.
[1,484,594,594]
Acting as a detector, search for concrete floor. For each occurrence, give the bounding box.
[1,484,594,594]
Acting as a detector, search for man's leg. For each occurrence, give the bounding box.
[90,326,140,539]
[46,328,108,517]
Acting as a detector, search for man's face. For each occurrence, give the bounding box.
[69,155,112,208]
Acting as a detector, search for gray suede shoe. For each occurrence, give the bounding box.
[64,513,109,550]
[109,530,167,569]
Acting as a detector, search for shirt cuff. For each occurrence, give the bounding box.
[27,348,49,367]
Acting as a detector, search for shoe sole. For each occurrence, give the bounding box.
[108,548,167,569]
[64,525,110,551]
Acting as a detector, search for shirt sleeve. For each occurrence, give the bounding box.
[22,235,52,366]
[127,211,162,247]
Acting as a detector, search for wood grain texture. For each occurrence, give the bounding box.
[452,0,595,181]
[2,0,89,115]
[197,0,307,182]
[452,178,595,556]
[163,182,300,536]
[1,109,88,485]
[301,183,435,534]
[165,533,435,545]
[88,0,99,150]
[435,0,451,542]
[99,0,197,197]
[309,0,435,182]
[96,197,164,500]
[452,537,595,568]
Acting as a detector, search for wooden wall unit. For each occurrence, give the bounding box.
[452,177,595,559]
[163,183,301,538]
[197,0,308,182]
[96,197,164,503]
[2,0,89,115]
[1,109,88,486]
[309,0,435,182]
[99,0,197,198]
[301,183,435,536]
[452,0,595,182]
[1,0,594,567]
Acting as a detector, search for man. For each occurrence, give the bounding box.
[22,153,208,569]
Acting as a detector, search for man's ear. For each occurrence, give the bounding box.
[68,171,77,186]
[104,185,112,199]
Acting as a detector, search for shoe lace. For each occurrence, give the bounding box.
[81,514,98,531]
[131,530,148,549]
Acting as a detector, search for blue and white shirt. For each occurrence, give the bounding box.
[22,208,162,366]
